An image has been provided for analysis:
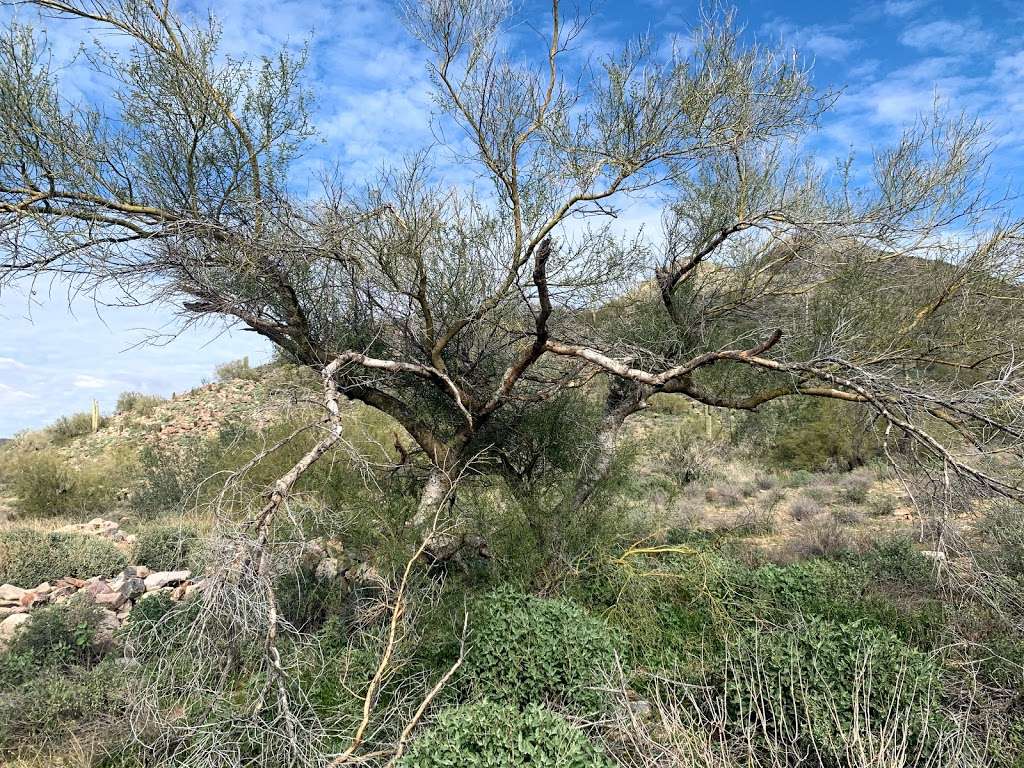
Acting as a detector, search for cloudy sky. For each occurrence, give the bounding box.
[0,0,1021,436]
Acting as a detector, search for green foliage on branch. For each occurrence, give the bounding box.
[0,528,127,587]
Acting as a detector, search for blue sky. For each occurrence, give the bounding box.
[0,0,1021,436]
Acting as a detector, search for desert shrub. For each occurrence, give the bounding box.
[47,411,105,440]
[831,507,864,525]
[5,450,105,518]
[864,538,935,588]
[781,469,814,488]
[721,504,776,536]
[4,600,108,671]
[570,547,739,677]
[976,501,1024,578]
[3,449,132,519]
[116,390,164,416]
[838,471,872,503]
[868,495,898,517]
[131,418,379,521]
[0,658,129,752]
[754,472,776,490]
[741,556,943,648]
[741,559,864,618]
[740,399,881,472]
[214,355,261,382]
[672,443,719,486]
[399,701,613,768]
[705,485,743,507]
[988,717,1024,768]
[790,515,853,558]
[130,439,219,518]
[124,591,201,662]
[722,617,943,762]
[133,523,201,572]
[788,495,821,521]
[0,528,127,586]
[460,588,617,712]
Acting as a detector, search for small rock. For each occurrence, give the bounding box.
[183,580,206,598]
[119,577,147,601]
[144,570,191,590]
[84,580,113,597]
[921,550,947,562]
[49,585,77,603]
[95,591,129,609]
[0,584,27,606]
[18,591,36,607]
[35,582,53,595]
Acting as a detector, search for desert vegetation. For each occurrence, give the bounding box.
[0,0,1022,766]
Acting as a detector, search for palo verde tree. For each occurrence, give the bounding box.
[1,0,1023,545]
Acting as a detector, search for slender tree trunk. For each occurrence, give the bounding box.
[413,466,454,529]
[566,380,647,514]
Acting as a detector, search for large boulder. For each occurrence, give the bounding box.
[144,570,191,590]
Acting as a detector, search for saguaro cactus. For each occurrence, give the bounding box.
[91,399,100,432]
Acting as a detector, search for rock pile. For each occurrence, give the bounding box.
[57,517,137,548]
[0,566,202,649]
[0,533,367,650]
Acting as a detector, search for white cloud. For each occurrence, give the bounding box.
[0,382,37,402]
[761,19,860,61]
[883,0,931,17]
[0,356,29,369]
[72,374,112,389]
[899,19,993,54]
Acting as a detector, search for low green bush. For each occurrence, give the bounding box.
[116,390,165,416]
[47,411,105,440]
[781,469,815,487]
[133,523,201,571]
[0,658,129,751]
[215,356,262,382]
[863,537,935,588]
[2,448,132,519]
[460,588,617,712]
[976,501,1024,578]
[723,617,942,762]
[124,591,201,662]
[737,553,943,647]
[130,441,213,518]
[4,600,108,672]
[399,701,613,768]
[743,399,882,472]
[0,528,127,586]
